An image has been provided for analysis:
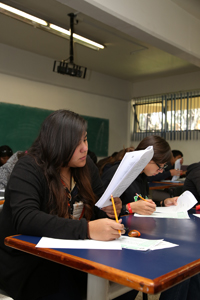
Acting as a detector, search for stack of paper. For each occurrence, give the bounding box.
[95,146,154,208]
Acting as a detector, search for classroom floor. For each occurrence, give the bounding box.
[135,291,160,300]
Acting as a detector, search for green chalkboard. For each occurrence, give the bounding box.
[0,103,108,157]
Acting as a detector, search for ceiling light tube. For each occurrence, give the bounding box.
[50,23,104,50]
[0,2,48,26]
[49,24,70,36]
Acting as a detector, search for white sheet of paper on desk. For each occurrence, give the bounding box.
[95,146,154,208]
[155,190,197,213]
[193,214,200,218]
[134,211,190,219]
[119,236,163,251]
[150,240,178,250]
[36,237,122,250]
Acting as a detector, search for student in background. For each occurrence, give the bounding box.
[97,147,134,176]
[182,161,200,204]
[0,151,26,189]
[0,145,13,166]
[147,149,184,182]
[0,110,130,300]
[101,136,178,215]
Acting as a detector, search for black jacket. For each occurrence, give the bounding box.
[0,155,106,300]
[182,162,200,204]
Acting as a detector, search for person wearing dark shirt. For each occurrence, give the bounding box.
[0,145,13,166]
[182,162,200,203]
[0,110,126,300]
[101,136,179,215]
[147,149,184,182]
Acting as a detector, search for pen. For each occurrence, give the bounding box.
[136,193,148,202]
[110,194,121,236]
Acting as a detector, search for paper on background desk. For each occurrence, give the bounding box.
[171,158,181,181]
[36,236,178,251]
[96,146,153,208]
[135,190,197,219]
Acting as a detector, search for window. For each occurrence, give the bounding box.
[132,91,200,141]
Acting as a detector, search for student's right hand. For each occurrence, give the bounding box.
[88,218,125,241]
[170,169,183,176]
[129,199,156,215]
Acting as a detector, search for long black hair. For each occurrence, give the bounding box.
[28,110,96,220]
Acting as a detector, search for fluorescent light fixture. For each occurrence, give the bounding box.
[49,24,70,36]
[0,2,47,26]
[49,24,104,50]
[0,2,104,51]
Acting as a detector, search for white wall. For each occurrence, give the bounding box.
[0,44,132,157]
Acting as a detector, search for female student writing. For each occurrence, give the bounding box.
[101,135,178,215]
[0,110,129,300]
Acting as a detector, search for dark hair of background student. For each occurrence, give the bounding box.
[97,147,134,176]
[135,135,172,164]
[28,110,96,220]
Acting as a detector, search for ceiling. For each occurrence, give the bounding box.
[0,0,200,83]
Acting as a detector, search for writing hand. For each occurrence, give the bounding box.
[88,218,125,241]
[129,199,156,215]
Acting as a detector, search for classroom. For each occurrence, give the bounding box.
[0,1,200,300]
[0,0,200,164]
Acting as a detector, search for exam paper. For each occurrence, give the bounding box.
[155,190,197,213]
[36,237,122,250]
[36,236,177,252]
[134,211,190,219]
[95,146,154,208]
[193,214,200,218]
[135,190,197,219]
[119,236,163,251]
[171,158,181,181]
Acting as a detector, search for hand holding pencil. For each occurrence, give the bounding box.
[126,194,156,215]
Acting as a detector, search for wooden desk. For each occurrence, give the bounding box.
[149,181,184,190]
[4,214,200,299]
[0,200,5,205]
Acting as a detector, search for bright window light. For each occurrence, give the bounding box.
[0,2,48,26]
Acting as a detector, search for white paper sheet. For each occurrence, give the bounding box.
[134,211,190,219]
[155,190,197,213]
[36,236,178,252]
[95,146,154,208]
[135,190,197,219]
[171,158,181,181]
[36,237,122,250]
[119,236,163,251]
[193,214,200,218]
[150,240,178,250]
